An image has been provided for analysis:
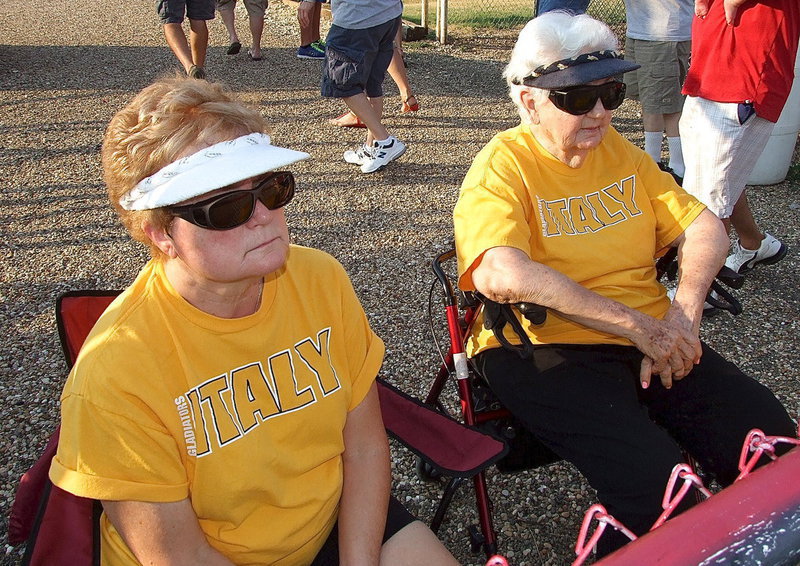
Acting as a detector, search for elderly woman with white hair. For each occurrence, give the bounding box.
[49,76,458,566]
[454,11,796,556]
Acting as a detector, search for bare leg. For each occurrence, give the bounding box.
[311,1,321,43]
[188,19,209,69]
[366,96,385,145]
[386,27,418,111]
[343,93,389,144]
[642,112,665,133]
[163,23,195,72]
[218,5,240,45]
[299,1,321,45]
[248,13,264,59]
[379,521,459,566]
[641,112,665,164]
[329,110,364,127]
[663,111,681,138]
[730,191,764,250]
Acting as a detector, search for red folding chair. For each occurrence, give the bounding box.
[9,289,509,565]
[8,291,118,566]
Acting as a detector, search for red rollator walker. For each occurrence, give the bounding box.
[419,248,561,558]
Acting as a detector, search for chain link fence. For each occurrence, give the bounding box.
[404,0,626,44]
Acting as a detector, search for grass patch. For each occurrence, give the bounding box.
[403,0,625,29]
[403,3,532,29]
[588,0,626,25]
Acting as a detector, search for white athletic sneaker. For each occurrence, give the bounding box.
[725,233,788,274]
[360,136,406,174]
[343,143,372,166]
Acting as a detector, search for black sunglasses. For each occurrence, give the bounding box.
[169,171,295,231]
[548,81,626,116]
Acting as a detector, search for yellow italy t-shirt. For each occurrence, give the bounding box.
[454,124,706,355]
[50,245,385,565]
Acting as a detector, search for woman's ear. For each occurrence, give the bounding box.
[144,222,179,259]
[520,89,540,124]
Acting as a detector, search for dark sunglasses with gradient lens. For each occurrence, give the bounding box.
[548,81,626,116]
[169,171,295,231]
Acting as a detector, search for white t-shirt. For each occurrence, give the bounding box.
[330,0,402,29]
[624,0,693,42]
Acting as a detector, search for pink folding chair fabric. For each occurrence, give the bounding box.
[378,379,508,478]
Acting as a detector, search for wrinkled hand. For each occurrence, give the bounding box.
[663,295,703,343]
[297,1,313,27]
[635,313,702,390]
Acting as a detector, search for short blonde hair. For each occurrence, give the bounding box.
[503,11,619,121]
[101,75,271,256]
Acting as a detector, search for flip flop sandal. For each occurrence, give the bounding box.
[402,95,420,113]
[247,49,263,61]
[329,111,366,128]
[188,65,206,80]
[227,41,241,55]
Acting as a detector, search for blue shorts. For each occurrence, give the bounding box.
[157,0,215,23]
[321,16,401,99]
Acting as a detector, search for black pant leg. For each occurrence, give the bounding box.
[642,342,796,486]
[477,345,695,554]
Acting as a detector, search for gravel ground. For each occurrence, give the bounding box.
[1,1,799,565]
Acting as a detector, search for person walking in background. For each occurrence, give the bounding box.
[623,0,692,182]
[680,0,799,277]
[329,25,420,128]
[296,0,326,59]
[315,0,407,174]
[216,0,267,61]
[158,0,216,79]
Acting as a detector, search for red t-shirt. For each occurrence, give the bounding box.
[682,0,800,122]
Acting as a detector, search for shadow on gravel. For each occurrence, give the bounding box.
[0,44,511,101]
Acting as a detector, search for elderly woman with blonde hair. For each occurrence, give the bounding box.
[49,75,458,566]
[454,11,796,556]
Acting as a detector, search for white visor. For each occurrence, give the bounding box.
[120,133,311,211]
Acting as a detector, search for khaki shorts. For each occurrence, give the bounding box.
[624,38,690,114]
[216,0,267,18]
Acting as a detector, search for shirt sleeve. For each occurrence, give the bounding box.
[454,143,534,291]
[636,151,707,251]
[50,388,189,502]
